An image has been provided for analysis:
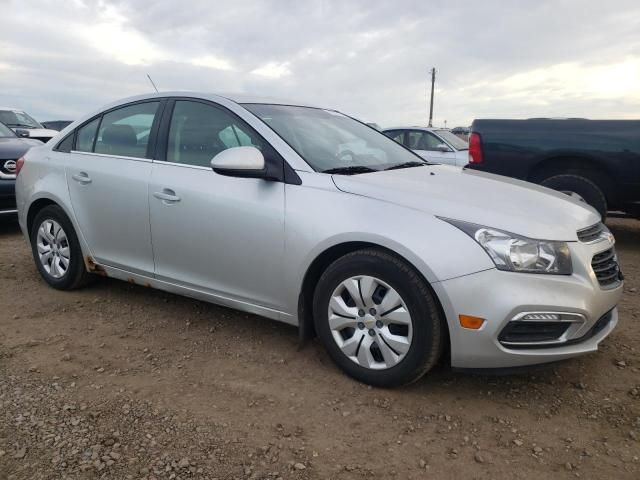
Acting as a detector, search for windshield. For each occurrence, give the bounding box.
[243,104,426,172]
[435,129,468,150]
[0,122,16,137]
[0,110,42,129]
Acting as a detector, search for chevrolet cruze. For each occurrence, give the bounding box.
[15,93,623,387]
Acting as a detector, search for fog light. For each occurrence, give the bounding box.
[459,314,485,330]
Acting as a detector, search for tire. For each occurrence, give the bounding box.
[313,249,443,387]
[30,205,92,290]
[540,174,607,221]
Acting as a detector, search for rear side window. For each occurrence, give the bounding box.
[94,102,159,158]
[166,100,263,167]
[75,118,100,152]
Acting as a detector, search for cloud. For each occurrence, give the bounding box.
[251,62,291,79]
[190,55,235,71]
[0,0,639,126]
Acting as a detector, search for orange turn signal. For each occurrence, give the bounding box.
[458,314,485,330]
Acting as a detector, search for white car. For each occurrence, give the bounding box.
[383,126,469,166]
[15,92,622,387]
[0,107,58,143]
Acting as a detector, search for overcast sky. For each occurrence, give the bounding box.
[1,0,639,127]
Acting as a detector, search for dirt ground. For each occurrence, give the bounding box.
[0,216,638,480]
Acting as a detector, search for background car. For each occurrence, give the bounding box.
[382,126,468,166]
[468,118,640,219]
[0,107,58,143]
[450,126,470,140]
[42,120,73,131]
[0,121,42,214]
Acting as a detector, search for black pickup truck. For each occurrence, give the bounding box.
[467,119,640,219]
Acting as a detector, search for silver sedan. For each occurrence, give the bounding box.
[15,93,623,387]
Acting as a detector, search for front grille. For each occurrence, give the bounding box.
[577,223,605,243]
[591,248,622,287]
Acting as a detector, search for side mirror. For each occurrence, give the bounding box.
[211,146,266,179]
[436,143,451,152]
[15,129,30,138]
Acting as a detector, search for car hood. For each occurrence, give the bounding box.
[23,128,57,139]
[331,164,600,241]
[0,136,42,159]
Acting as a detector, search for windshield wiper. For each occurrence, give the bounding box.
[322,165,378,175]
[7,123,34,128]
[385,161,427,171]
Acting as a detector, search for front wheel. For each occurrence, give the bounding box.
[313,249,444,387]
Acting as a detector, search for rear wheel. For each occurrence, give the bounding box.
[313,249,443,387]
[540,174,607,220]
[30,205,92,290]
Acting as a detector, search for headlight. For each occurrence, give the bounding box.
[443,219,572,275]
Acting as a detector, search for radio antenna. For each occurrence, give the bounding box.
[147,74,159,93]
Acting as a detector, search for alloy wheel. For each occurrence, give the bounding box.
[328,275,413,370]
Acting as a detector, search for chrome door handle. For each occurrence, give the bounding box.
[153,189,181,203]
[71,172,92,184]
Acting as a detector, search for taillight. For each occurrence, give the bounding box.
[15,156,25,175]
[468,132,483,165]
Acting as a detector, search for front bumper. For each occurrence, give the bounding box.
[0,178,17,214]
[433,239,623,369]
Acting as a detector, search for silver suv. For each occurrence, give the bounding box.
[15,93,623,387]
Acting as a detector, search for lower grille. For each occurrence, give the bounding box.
[499,321,570,344]
[591,248,622,288]
[499,310,615,349]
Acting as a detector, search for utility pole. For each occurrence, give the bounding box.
[428,67,436,127]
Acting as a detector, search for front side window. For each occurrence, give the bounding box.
[94,102,159,158]
[244,104,424,172]
[75,117,100,152]
[408,131,443,151]
[167,101,263,167]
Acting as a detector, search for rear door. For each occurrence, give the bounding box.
[65,100,163,274]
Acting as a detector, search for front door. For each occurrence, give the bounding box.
[149,99,286,310]
[65,101,161,274]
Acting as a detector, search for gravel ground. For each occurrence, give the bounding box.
[0,216,639,480]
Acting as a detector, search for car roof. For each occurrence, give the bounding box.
[383,126,446,132]
[0,107,24,112]
[97,92,321,110]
